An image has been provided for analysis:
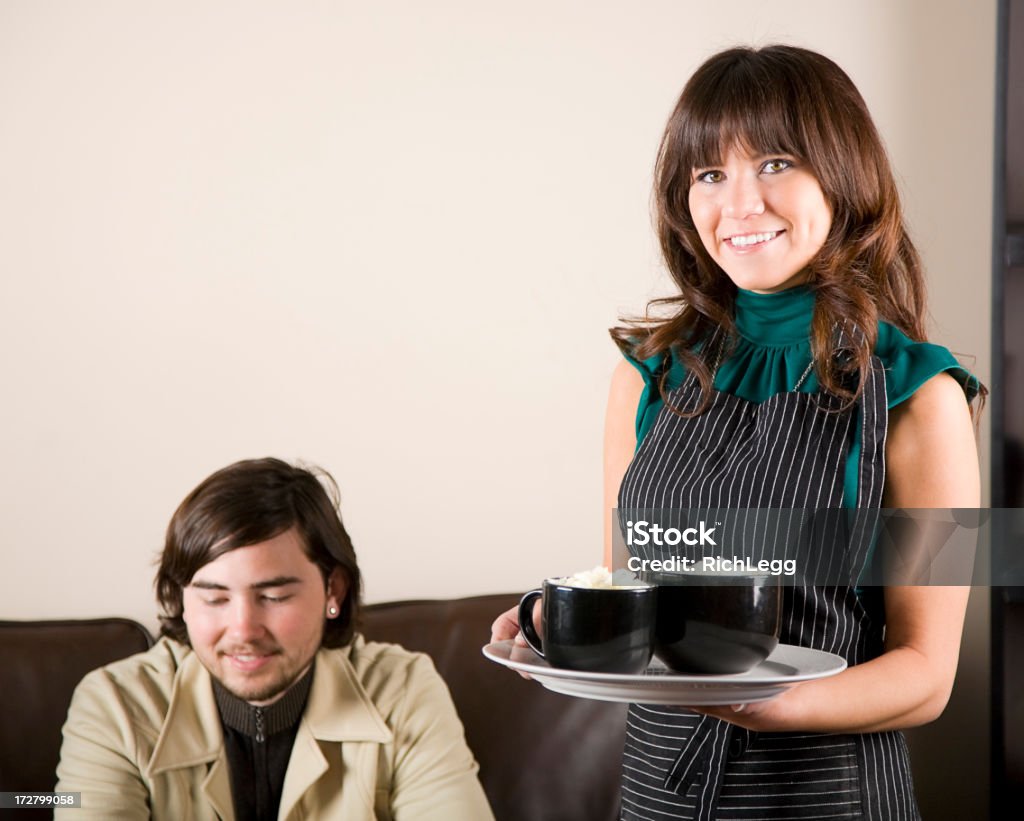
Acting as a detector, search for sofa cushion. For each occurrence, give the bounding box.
[362,594,626,821]
[0,618,153,798]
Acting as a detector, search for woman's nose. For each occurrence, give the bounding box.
[722,175,765,219]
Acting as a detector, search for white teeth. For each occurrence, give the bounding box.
[728,231,779,247]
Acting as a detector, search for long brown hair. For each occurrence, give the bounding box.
[612,45,929,411]
[156,458,362,648]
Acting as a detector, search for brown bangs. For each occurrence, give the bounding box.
[680,52,809,174]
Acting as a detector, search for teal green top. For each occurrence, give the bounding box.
[623,286,981,508]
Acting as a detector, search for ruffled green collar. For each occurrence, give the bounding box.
[734,286,815,347]
[625,283,978,508]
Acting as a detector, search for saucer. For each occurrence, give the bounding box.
[482,640,846,705]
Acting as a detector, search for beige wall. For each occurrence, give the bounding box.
[0,0,997,809]
[0,0,995,618]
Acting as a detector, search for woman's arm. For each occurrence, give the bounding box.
[603,360,644,568]
[697,371,980,733]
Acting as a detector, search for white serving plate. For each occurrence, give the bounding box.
[482,640,846,705]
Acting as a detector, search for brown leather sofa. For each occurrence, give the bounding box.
[0,594,626,820]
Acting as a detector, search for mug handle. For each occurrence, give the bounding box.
[517,589,544,657]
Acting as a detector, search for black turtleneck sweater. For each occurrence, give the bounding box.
[212,666,314,821]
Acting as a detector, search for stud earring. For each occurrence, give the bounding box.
[328,606,338,617]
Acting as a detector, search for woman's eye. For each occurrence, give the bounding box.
[762,158,793,174]
[694,169,724,184]
[203,599,227,607]
[261,595,292,604]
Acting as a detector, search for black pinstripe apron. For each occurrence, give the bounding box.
[617,348,921,820]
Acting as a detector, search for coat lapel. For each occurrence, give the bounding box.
[201,756,235,821]
[147,647,234,821]
[278,645,393,820]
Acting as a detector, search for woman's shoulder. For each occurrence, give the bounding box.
[618,344,669,383]
[617,340,688,393]
[875,321,982,409]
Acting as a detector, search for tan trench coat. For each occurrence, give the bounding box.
[55,636,494,820]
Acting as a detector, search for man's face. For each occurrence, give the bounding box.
[182,527,345,705]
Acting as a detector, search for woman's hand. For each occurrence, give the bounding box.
[490,602,541,680]
[489,605,526,646]
[687,692,799,732]
[489,600,542,646]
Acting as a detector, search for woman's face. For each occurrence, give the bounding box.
[687,144,832,293]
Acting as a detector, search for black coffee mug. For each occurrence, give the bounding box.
[517,578,656,674]
[644,571,781,674]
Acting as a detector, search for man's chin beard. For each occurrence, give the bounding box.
[227,679,284,704]
[218,661,314,706]
[221,674,292,705]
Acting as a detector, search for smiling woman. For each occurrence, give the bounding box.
[599,45,983,821]
[492,44,984,821]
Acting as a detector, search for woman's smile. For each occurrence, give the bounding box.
[723,229,784,250]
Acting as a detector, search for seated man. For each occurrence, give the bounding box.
[56,458,493,821]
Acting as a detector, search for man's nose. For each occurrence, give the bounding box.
[722,175,765,219]
[227,599,265,641]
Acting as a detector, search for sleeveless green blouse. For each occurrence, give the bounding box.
[623,286,980,508]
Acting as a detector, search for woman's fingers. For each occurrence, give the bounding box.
[490,604,538,678]
[489,605,521,644]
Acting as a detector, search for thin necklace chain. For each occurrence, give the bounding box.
[793,358,816,390]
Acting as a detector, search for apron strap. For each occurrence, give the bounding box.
[663,716,756,819]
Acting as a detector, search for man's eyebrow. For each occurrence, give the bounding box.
[250,576,303,591]
[191,580,229,591]
[189,577,303,591]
